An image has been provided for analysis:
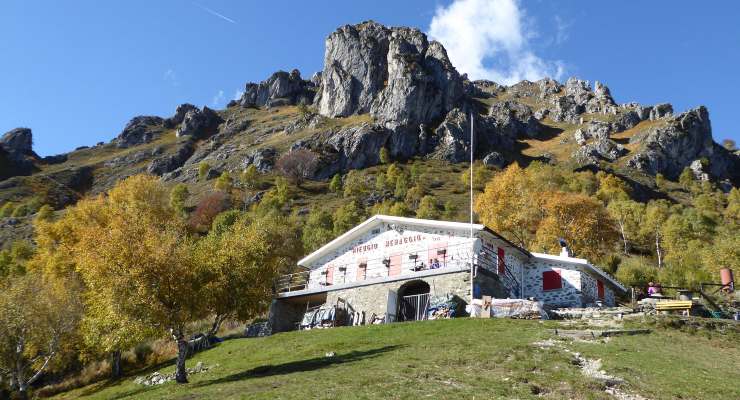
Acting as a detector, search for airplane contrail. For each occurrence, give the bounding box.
[192,2,237,24]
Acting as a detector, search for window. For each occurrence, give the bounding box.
[497,247,505,274]
[597,280,605,300]
[542,269,562,291]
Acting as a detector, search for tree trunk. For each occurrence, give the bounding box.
[207,314,225,338]
[655,232,663,268]
[110,350,122,379]
[619,221,628,254]
[174,334,189,384]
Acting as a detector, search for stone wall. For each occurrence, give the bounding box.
[523,258,584,308]
[474,269,511,299]
[268,299,308,333]
[325,271,470,320]
[581,272,598,305]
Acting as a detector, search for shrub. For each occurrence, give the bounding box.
[241,164,259,189]
[188,192,230,232]
[0,202,13,217]
[170,184,189,214]
[214,171,233,192]
[276,149,319,186]
[198,162,211,181]
[379,147,390,164]
[329,174,342,193]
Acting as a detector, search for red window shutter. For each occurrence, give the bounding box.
[542,269,562,290]
[356,263,367,281]
[326,266,334,285]
[497,247,505,274]
[597,280,605,299]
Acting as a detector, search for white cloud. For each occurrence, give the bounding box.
[554,15,571,45]
[428,0,564,85]
[212,90,225,106]
[163,68,179,87]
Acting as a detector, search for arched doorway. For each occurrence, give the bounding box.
[397,280,430,322]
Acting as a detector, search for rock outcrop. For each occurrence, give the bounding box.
[239,69,315,108]
[0,128,38,180]
[1,128,34,155]
[627,106,738,180]
[114,116,165,148]
[310,124,390,178]
[165,103,199,128]
[146,138,195,176]
[176,106,223,139]
[315,21,464,157]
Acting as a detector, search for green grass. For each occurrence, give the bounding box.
[52,318,740,400]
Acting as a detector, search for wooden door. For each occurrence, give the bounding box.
[597,280,605,300]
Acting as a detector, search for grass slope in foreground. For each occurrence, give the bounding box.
[54,318,740,400]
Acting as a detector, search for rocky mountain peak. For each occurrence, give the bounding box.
[0,128,33,155]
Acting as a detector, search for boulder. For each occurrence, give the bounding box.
[242,148,277,173]
[314,123,391,178]
[489,101,542,139]
[114,116,165,148]
[689,159,710,181]
[239,69,315,108]
[574,139,627,163]
[176,106,223,139]
[482,151,506,168]
[146,139,195,176]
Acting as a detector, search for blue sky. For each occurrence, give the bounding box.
[2,0,739,156]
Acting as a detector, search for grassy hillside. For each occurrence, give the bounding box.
[53,318,740,400]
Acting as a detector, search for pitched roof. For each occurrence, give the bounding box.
[298,214,529,267]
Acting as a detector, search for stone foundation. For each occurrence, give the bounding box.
[325,271,471,322]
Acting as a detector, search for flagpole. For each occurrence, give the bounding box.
[469,111,475,306]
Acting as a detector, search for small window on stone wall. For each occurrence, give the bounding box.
[542,269,562,291]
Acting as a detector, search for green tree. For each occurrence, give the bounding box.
[198,162,211,181]
[394,173,409,199]
[379,147,390,164]
[416,196,440,219]
[170,183,189,215]
[607,200,645,254]
[389,202,412,217]
[343,170,369,198]
[241,164,260,190]
[333,201,365,236]
[640,200,671,268]
[0,272,82,398]
[678,167,694,190]
[404,184,425,209]
[302,209,335,252]
[74,175,207,384]
[214,171,233,192]
[595,172,630,204]
[442,200,458,221]
[195,213,294,338]
[385,164,402,189]
[375,173,387,192]
[210,209,243,236]
[329,174,342,193]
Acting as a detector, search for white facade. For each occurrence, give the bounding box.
[279,215,626,308]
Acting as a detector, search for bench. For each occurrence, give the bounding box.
[655,300,693,311]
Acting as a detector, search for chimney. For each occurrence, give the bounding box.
[558,238,572,257]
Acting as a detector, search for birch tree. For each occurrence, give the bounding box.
[0,272,82,399]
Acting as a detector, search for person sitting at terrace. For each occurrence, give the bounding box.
[430,258,441,269]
